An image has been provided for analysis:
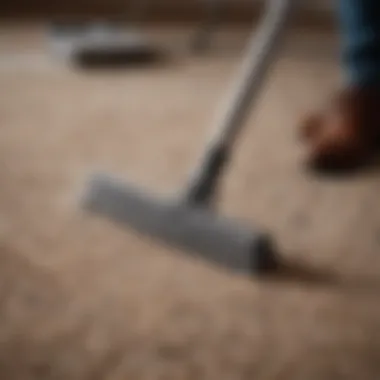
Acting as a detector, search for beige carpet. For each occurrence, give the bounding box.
[1,22,380,380]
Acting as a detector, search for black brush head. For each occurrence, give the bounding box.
[73,45,164,68]
[49,23,167,69]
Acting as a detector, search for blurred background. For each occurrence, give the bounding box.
[2,0,333,20]
[1,1,380,380]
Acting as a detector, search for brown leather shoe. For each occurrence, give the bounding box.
[300,86,380,174]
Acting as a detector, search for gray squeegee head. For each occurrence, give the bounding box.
[82,0,291,276]
[83,174,278,275]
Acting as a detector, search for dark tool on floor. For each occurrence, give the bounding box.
[48,1,164,68]
[82,0,292,276]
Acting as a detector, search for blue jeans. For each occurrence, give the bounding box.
[339,0,380,86]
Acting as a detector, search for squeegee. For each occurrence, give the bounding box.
[82,0,292,276]
[49,0,163,68]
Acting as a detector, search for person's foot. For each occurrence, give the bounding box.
[299,86,380,174]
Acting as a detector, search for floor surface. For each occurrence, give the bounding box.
[1,23,380,380]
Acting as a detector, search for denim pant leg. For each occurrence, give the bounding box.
[339,0,380,86]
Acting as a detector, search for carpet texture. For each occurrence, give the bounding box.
[1,23,380,380]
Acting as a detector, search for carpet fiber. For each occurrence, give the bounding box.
[1,23,380,380]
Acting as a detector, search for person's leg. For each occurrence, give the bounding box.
[339,0,380,87]
[301,0,380,173]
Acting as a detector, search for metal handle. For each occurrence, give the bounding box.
[184,0,292,205]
